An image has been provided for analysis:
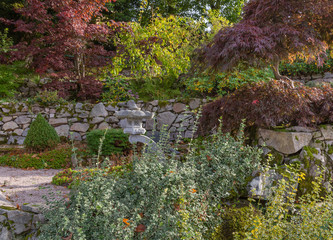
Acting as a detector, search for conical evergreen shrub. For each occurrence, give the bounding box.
[24,113,60,151]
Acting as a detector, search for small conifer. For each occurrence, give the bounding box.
[24,113,60,151]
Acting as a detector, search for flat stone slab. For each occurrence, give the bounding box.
[320,125,333,140]
[258,129,313,154]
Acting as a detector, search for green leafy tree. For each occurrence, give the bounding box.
[109,14,207,99]
[104,0,245,24]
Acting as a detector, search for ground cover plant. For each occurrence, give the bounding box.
[0,147,71,169]
[39,125,262,239]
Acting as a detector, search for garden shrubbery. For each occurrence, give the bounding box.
[52,164,132,188]
[86,129,131,156]
[39,126,262,239]
[237,166,333,240]
[0,147,71,169]
[24,113,60,151]
[184,66,273,97]
[198,79,333,135]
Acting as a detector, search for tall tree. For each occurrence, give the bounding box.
[194,0,333,80]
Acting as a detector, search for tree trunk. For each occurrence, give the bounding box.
[271,59,282,80]
[74,53,85,79]
[271,59,290,80]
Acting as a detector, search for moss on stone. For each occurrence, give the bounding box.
[0,206,17,211]
[328,145,333,155]
[303,146,319,161]
[157,100,169,108]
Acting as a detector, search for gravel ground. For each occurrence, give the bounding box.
[0,166,70,207]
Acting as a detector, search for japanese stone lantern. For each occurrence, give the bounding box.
[115,100,158,146]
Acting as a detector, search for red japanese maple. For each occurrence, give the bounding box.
[1,0,124,100]
[1,0,118,78]
[194,0,333,79]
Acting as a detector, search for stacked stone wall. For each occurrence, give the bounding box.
[0,99,209,145]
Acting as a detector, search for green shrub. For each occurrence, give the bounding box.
[212,206,258,240]
[0,148,71,169]
[100,76,138,103]
[52,164,133,188]
[280,50,333,77]
[24,113,60,151]
[39,125,262,239]
[86,129,131,156]
[29,90,67,106]
[0,61,40,99]
[184,66,273,97]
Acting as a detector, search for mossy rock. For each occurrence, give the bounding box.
[297,146,327,196]
[261,147,284,167]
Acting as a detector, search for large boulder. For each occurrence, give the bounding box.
[258,129,312,154]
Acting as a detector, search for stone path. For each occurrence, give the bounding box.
[0,167,69,207]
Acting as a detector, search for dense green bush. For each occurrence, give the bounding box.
[184,66,273,97]
[24,113,60,151]
[28,90,67,106]
[212,206,258,240]
[39,126,261,239]
[100,76,138,103]
[0,147,71,169]
[86,129,131,156]
[0,28,13,54]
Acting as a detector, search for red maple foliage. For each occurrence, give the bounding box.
[194,0,333,80]
[198,80,333,135]
[1,0,122,100]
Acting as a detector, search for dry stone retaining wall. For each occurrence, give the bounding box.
[249,125,333,198]
[0,192,43,240]
[0,99,209,145]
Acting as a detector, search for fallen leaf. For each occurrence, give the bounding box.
[135,224,146,233]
